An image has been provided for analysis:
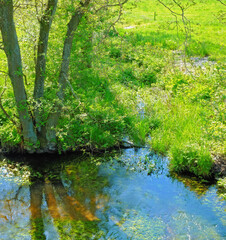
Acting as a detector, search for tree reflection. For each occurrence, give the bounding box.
[30,181,45,240]
[28,155,106,239]
[171,172,211,196]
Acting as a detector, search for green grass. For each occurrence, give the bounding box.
[0,0,225,178]
[119,0,226,61]
[112,0,226,178]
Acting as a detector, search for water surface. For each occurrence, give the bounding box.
[0,148,225,239]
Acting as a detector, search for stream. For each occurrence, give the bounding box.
[0,148,225,239]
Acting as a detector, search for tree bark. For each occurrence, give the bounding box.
[34,0,58,132]
[0,0,37,149]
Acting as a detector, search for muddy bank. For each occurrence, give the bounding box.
[213,154,226,177]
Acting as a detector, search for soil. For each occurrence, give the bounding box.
[213,154,226,177]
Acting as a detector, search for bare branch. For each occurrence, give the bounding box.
[23,73,29,86]
[216,0,226,6]
[157,0,181,16]
[157,0,195,77]
[98,3,124,44]
[64,74,82,106]
[94,0,129,13]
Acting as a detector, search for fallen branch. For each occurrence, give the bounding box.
[119,139,144,148]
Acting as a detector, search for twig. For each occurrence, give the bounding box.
[97,2,124,46]
[94,0,128,13]
[157,0,181,16]
[216,0,226,6]
[64,74,82,106]
[23,73,29,86]
[157,0,196,78]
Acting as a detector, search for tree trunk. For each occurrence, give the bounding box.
[43,1,91,151]
[0,0,37,150]
[34,0,58,132]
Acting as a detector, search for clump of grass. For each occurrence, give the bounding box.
[169,144,213,178]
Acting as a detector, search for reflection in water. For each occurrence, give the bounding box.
[29,177,99,239]
[171,173,210,196]
[27,157,103,239]
[30,181,45,240]
[0,149,225,239]
[0,154,106,239]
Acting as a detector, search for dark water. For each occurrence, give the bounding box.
[0,148,225,239]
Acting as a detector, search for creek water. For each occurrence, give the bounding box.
[0,148,225,239]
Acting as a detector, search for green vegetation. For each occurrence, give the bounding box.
[114,0,225,179]
[0,0,225,179]
[217,177,226,200]
[120,0,226,61]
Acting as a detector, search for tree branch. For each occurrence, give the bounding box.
[98,3,124,45]
[43,0,91,150]
[57,0,91,100]
[157,0,195,76]
[157,0,181,16]
[34,0,58,101]
[33,0,58,132]
[216,0,226,6]
[94,0,129,13]
[64,74,97,121]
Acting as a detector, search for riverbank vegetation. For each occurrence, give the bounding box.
[0,0,225,179]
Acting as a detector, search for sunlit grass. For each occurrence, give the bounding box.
[118,0,225,61]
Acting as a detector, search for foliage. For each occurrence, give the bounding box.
[0,0,225,178]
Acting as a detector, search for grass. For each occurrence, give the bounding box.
[112,0,226,178]
[119,0,226,61]
[0,0,225,179]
